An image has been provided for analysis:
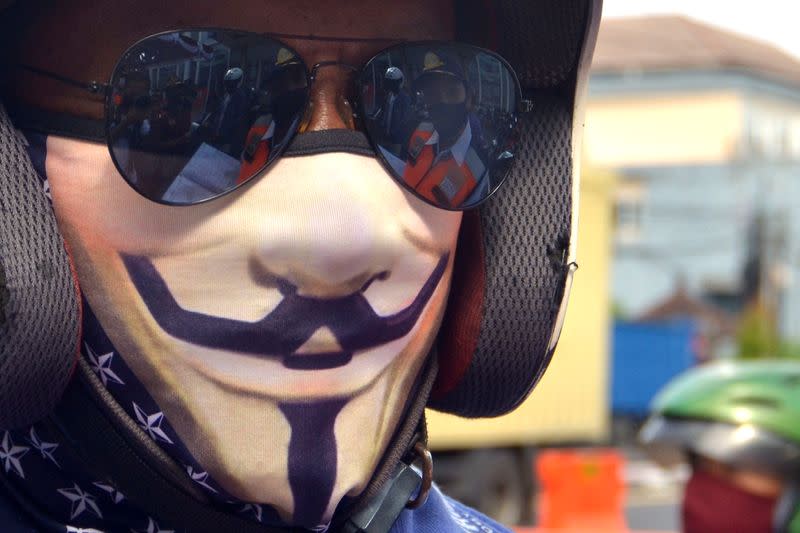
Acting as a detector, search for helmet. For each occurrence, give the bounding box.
[223,66,244,92]
[384,66,403,81]
[224,67,244,82]
[640,360,800,532]
[384,66,404,93]
[0,0,602,427]
[419,50,465,80]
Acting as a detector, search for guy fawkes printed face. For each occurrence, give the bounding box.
[45,140,460,525]
[19,2,460,526]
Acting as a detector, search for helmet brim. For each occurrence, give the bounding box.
[640,414,800,477]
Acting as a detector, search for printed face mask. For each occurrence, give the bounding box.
[39,134,462,528]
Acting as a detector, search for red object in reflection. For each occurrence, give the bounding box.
[402,122,478,208]
[238,117,274,184]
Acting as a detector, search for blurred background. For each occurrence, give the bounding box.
[426,2,800,531]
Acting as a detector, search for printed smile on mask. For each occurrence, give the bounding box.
[120,252,449,370]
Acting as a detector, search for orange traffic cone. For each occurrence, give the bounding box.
[534,449,628,533]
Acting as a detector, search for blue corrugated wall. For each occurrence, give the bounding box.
[611,320,696,416]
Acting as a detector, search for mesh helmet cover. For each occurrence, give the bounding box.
[0,105,80,429]
[431,0,599,417]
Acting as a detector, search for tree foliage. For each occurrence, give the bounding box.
[736,302,800,359]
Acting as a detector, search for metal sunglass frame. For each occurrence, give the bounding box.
[14,28,530,210]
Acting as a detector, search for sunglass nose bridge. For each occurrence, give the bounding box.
[309,61,360,81]
[303,62,361,132]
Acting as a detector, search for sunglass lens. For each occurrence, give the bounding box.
[360,44,520,210]
[107,30,309,205]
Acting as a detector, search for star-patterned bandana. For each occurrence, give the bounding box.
[0,308,285,531]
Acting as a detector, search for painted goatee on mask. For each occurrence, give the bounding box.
[40,134,462,528]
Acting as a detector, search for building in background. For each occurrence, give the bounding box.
[586,15,800,346]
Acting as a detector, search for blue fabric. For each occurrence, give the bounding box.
[391,485,512,533]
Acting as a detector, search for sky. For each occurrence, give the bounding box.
[602,0,800,60]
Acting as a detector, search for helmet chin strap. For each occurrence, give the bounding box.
[341,442,433,533]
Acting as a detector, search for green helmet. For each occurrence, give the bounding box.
[639,359,800,533]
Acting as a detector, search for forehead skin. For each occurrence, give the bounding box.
[11,0,455,118]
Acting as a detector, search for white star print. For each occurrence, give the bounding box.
[239,503,263,522]
[92,481,125,504]
[0,431,29,478]
[185,465,218,493]
[84,342,125,387]
[28,427,60,468]
[134,517,175,533]
[132,403,173,444]
[57,483,103,520]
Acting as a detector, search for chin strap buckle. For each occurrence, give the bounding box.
[405,442,433,509]
[342,441,434,533]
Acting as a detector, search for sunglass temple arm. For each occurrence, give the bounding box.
[14,64,110,96]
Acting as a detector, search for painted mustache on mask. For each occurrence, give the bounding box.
[120,253,449,370]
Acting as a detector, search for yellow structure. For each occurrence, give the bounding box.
[427,165,616,449]
[586,15,800,169]
[585,91,743,168]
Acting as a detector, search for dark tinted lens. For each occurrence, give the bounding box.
[107,30,309,205]
[360,44,520,210]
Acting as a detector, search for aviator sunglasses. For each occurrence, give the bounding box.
[14,29,528,209]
